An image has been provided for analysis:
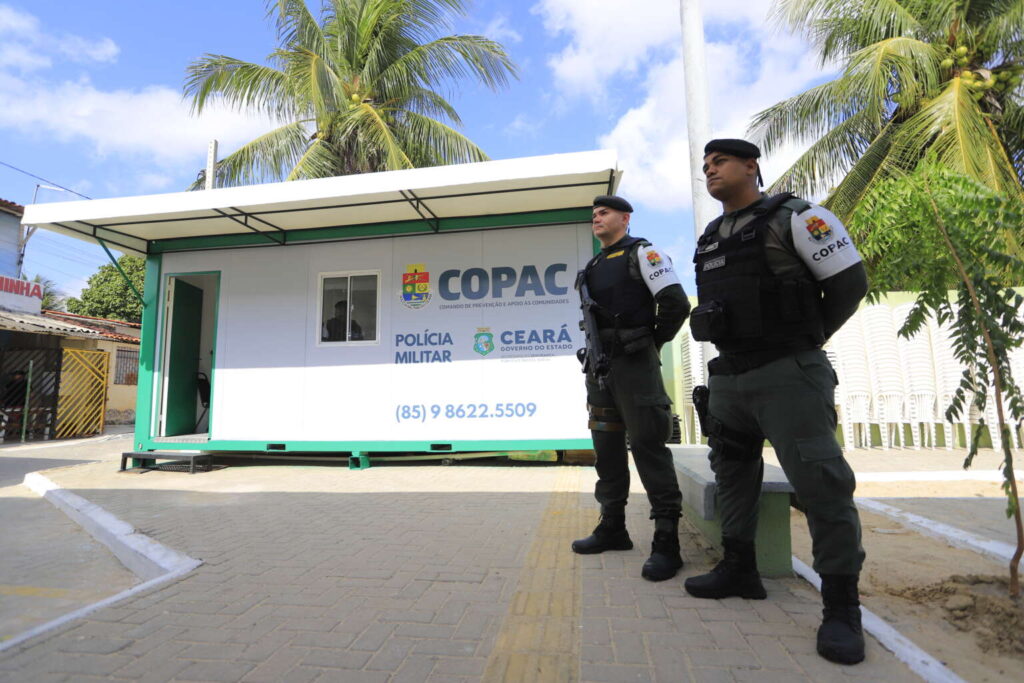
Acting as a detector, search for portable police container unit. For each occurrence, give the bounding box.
[23,151,621,457]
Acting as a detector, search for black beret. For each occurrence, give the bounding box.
[704,138,761,159]
[593,195,633,213]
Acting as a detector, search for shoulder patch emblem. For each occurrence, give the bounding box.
[645,250,663,267]
[804,215,832,242]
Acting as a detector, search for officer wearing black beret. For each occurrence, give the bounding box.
[685,139,869,665]
[571,194,692,582]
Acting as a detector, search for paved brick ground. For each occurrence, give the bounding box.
[0,455,919,682]
[0,483,137,640]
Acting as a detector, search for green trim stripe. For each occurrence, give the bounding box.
[136,438,593,453]
[133,254,162,448]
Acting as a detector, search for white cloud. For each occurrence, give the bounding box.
[60,35,119,64]
[0,43,50,70]
[0,3,118,71]
[137,173,174,192]
[536,0,835,212]
[0,72,278,172]
[504,113,542,137]
[532,0,680,97]
[0,4,38,33]
[483,15,522,44]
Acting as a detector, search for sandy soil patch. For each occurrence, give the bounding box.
[791,508,1023,683]
[855,480,1006,498]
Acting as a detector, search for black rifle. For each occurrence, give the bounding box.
[576,273,610,387]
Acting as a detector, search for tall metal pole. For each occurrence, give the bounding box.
[205,140,219,190]
[679,0,717,240]
[679,0,719,385]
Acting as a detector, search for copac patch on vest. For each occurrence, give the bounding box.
[637,243,681,296]
[790,204,862,281]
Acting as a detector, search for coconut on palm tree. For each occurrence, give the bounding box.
[750,0,1024,221]
[184,0,517,187]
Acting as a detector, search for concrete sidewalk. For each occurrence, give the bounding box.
[0,454,918,682]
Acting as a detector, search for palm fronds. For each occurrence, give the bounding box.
[184,0,517,187]
[754,0,1024,220]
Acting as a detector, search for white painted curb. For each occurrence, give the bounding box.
[856,470,1018,483]
[856,497,1022,568]
[2,472,202,654]
[791,557,965,683]
[0,564,195,654]
[23,472,200,581]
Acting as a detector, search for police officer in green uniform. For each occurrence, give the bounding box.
[685,140,869,665]
[571,195,692,582]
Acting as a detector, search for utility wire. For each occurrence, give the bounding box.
[0,160,92,200]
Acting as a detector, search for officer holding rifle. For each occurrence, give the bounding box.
[572,195,691,582]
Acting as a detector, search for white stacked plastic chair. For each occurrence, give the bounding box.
[830,309,873,449]
[862,304,910,449]
[1008,343,1024,448]
[892,303,939,448]
[927,315,970,449]
[677,329,697,445]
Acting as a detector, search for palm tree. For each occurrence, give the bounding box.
[750,0,1024,221]
[184,0,516,187]
[30,274,64,311]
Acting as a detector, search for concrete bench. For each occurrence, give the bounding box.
[671,445,795,577]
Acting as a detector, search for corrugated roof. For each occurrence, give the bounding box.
[42,310,140,344]
[0,307,104,339]
[41,310,141,328]
[0,198,24,217]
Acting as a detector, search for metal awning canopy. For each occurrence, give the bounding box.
[22,150,620,256]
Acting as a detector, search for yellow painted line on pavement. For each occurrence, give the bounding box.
[0,584,105,600]
[483,466,589,682]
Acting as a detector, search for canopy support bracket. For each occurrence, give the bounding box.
[400,190,440,233]
[213,208,286,245]
[97,238,144,306]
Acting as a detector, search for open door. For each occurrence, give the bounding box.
[161,278,203,436]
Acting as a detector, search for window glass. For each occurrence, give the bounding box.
[320,273,378,342]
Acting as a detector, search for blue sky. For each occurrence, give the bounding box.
[0,0,833,298]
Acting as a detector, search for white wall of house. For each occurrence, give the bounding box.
[0,211,19,279]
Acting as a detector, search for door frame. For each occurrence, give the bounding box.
[155,271,221,437]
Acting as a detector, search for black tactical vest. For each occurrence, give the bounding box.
[583,235,655,329]
[692,194,825,353]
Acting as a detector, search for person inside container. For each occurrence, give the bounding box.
[323,300,363,342]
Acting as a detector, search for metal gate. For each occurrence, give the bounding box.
[55,349,109,439]
[0,348,63,442]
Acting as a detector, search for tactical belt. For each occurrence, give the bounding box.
[708,343,816,376]
[588,403,625,432]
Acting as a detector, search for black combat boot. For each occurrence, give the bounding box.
[571,514,633,554]
[817,574,865,665]
[683,537,767,599]
[641,517,684,581]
